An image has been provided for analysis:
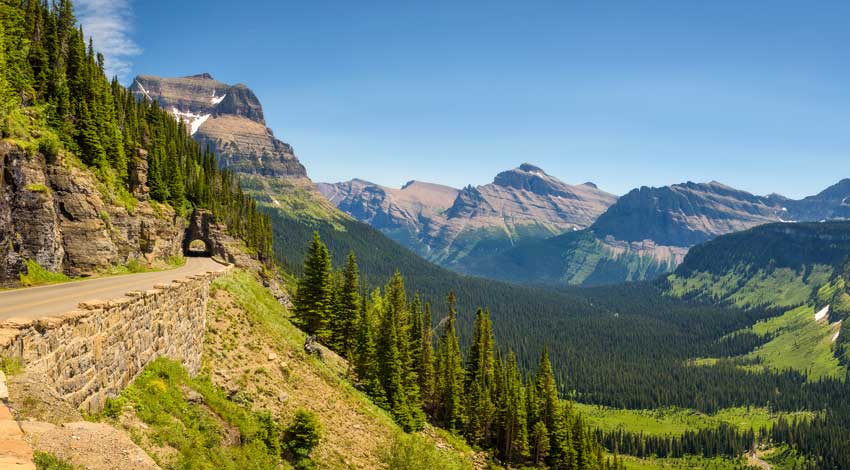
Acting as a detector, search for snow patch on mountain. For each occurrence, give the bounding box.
[211,91,226,105]
[171,108,211,135]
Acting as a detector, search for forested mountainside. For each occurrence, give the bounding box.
[318,164,617,271]
[0,0,272,283]
[464,180,850,286]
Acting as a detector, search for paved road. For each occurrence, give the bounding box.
[0,258,227,321]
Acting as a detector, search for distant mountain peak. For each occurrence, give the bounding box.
[518,163,546,174]
[186,73,214,80]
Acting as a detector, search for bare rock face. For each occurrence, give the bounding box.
[0,142,184,284]
[591,181,788,247]
[318,164,617,269]
[130,74,306,179]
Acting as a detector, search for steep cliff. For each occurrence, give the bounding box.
[0,142,184,284]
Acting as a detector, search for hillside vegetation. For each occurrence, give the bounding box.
[101,270,478,469]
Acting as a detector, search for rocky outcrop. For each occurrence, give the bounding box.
[0,268,227,413]
[0,143,184,284]
[318,164,617,269]
[130,74,306,179]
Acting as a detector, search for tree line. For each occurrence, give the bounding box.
[0,0,273,262]
[292,232,607,469]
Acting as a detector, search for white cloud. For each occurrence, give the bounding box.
[76,0,142,83]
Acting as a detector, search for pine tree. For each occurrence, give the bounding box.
[536,348,568,468]
[531,421,550,466]
[418,302,436,416]
[495,350,529,464]
[375,273,416,430]
[331,252,360,357]
[435,292,466,432]
[293,232,333,339]
[355,289,385,407]
[465,308,496,447]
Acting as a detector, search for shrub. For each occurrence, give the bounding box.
[379,432,471,470]
[283,409,321,469]
[24,183,50,193]
[0,356,24,376]
[37,133,61,161]
[33,451,75,470]
[18,259,70,287]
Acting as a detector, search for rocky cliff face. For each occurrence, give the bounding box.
[318,164,617,269]
[0,143,184,284]
[130,74,306,178]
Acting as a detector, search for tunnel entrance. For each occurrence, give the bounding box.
[186,239,210,257]
[183,209,220,259]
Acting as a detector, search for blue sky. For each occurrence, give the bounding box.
[82,0,850,198]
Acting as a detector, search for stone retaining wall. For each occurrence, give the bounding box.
[0,269,227,412]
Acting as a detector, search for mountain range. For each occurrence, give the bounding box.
[318,163,616,269]
[322,172,850,285]
[129,73,850,288]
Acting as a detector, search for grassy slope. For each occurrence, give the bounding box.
[577,404,813,437]
[743,305,843,380]
[666,222,850,380]
[206,270,476,469]
[106,270,476,469]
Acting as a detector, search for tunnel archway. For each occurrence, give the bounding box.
[186,239,211,257]
[183,210,220,258]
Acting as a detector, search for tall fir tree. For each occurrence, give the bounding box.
[495,350,529,464]
[331,252,360,357]
[355,289,385,407]
[537,348,569,468]
[418,302,436,416]
[375,272,416,430]
[465,308,496,447]
[292,232,333,339]
[435,292,466,432]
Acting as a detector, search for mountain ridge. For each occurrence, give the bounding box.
[318,164,617,269]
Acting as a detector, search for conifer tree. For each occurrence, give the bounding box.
[531,421,550,466]
[355,289,385,407]
[435,292,466,431]
[375,272,416,430]
[293,232,333,339]
[418,302,436,416]
[465,308,496,447]
[536,348,568,468]
[331,252,360,357]
[495,350,529,464]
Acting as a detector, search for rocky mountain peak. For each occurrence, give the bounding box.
[518,163,546,174]
[187,72,214,80]
[130,74,305,179]
[494,164,553,192]
[447,185,495,219]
